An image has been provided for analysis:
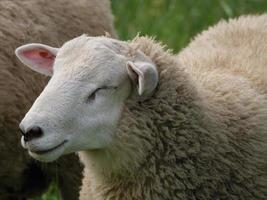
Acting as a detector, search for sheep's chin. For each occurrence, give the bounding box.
[28,142,66,163]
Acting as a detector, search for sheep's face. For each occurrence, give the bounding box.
[15,35,158,162]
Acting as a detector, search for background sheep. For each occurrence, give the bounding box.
[16,15,267,199]
[0,0,116,199]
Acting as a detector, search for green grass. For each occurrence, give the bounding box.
[37,0,267,199]
[34,183,61,200]
[112,0,267,52]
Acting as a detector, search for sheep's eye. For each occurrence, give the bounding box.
[86,88,100,104]
[86,86,117,104]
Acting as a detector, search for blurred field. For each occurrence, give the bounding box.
[113,0,267,52]
[36,0,267,199]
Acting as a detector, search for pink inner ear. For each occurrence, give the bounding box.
[22,48,55,70]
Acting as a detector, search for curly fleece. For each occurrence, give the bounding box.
[80,15,267,200]
[0,0,116,199]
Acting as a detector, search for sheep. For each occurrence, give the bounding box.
[15,14,267,200]
[0,0,116,199]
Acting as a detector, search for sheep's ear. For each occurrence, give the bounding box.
[126,60,158,100]
[15,43,58,76]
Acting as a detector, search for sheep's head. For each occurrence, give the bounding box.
[15,35,158,162]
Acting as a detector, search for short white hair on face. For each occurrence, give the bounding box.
[15,35,158,162]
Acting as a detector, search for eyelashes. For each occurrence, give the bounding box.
[86,89,98,103]
[86,86,118,104]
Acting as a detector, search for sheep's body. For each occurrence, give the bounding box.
[79,15,267,199]
[0,0,115,199]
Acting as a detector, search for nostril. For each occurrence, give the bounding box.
[24,126,43,142]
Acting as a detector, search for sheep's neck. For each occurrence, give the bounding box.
[79,149,146,199]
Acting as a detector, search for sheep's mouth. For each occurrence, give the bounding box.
[30,140,67,155]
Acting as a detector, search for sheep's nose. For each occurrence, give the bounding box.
[20,126,43,142]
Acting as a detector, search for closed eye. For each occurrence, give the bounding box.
[86,86,118,104]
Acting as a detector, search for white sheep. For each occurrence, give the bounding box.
[16,15,267,200]
[0,0,116,199]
